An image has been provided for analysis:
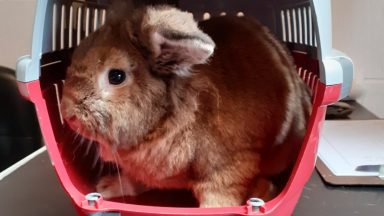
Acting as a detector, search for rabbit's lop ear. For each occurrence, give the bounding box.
[140,6,215,76]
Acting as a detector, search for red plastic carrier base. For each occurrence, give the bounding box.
[18,55,341,216]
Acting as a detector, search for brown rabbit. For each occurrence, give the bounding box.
[60,3,311,207]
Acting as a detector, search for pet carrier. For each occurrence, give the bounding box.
[16,0,353,215]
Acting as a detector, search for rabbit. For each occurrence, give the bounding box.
[60,3,312,208]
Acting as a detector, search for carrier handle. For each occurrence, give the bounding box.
[322,49,354,100]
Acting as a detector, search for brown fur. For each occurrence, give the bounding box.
[60,4,311,207]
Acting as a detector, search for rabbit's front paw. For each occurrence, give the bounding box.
[96,175,148,199]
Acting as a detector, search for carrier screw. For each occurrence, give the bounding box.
[247,197,265,213]
[85,192,103,208]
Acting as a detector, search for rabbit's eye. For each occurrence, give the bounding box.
[108,69,126,85]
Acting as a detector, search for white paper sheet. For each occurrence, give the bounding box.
[318,120,384,176]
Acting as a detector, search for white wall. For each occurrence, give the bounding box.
[332,0,384,118]
[0,0,36,69]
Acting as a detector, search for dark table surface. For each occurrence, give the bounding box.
[1,101,383,216]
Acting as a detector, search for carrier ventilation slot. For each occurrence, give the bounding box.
[52,2,107,52]
[281,6,317,47]
[298,67,319,96]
